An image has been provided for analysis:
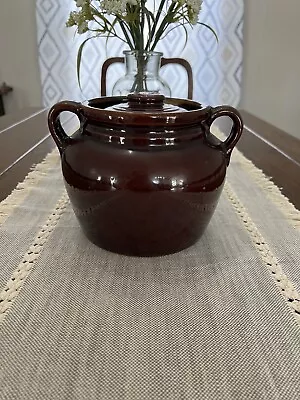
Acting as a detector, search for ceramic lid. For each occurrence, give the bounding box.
[106,92,187,113]
[85,93,210,128]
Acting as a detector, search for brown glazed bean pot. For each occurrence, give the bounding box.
[48,93,243,256]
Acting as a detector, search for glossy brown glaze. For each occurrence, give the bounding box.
[48,95,243,256]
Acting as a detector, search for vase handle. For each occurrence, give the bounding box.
[48,101,84,153]
[205,105,243,164]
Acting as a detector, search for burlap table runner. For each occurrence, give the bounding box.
[0,129,300,399]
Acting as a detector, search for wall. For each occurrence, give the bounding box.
[0,0,42,115]
[241,0,300,138]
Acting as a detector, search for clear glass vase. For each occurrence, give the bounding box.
[112,50,171,97]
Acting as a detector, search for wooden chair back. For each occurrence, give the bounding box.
[100,57,193,99]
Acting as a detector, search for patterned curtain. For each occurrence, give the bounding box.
[36,0,243,107]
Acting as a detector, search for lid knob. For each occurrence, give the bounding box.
[127,92,165,111]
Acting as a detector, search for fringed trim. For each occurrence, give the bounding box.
[0,192,68,324]
[212,126,300,230]
[225,182,300,325]
[0,149,60,225]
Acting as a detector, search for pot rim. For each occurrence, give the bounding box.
[81,96,211,128]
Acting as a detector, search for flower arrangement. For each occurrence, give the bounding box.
[66,0,216,92]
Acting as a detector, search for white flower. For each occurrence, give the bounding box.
[100,0,140,15]
[66,0,214,55]
[187,0,203,24]
[186,0,203,12]
[66,8,90,33]
[176,0,203,24]
[78,20,89,33]
[76,0,86,6]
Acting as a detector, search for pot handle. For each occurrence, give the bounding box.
[205,105,243,162]
[48,101,84,153]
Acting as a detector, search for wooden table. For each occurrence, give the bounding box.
[237,110,300,210]
[1,108,300,210]
[0,83,13,117]
[0,108,54,202]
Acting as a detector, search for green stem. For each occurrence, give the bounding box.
[126,1,147,92]
[134,53,147,92]
[140,0,146,52]
[150,2,179,51]
[118,19,134,49]
[145,0,167,51]
[125,4,138,49]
